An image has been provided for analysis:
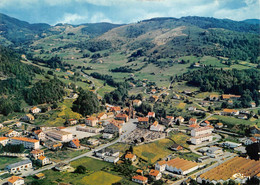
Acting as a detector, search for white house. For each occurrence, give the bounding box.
[104,156,119,163]
[155,161,167,172]
[132,175,148,184]
[150,121,164,132]
[8,176,24,185]
[37,156,50,166]
[149,169,162,180]
[10,137,40,149]
[30,149,44,159]
[46,130,73,142]
[5,130,21,137]
[30,107,41,114]
[190,126,213,145]
[0,137,9,146]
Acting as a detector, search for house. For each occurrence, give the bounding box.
[133,100,142,107]
[189,118,197,125]
[206,147,223,158]
[129,82,136,88]
[115,113,129,122]
[155,160,167,172]
[69,138,80,149]
[228,100,233,105]
[151,89,157,94]
[150,95,159,102]
[150,121,164,132]
[68,93,78,99]
[50,143,63,150]
[132,175,148,184]
[35,173,45,179]
[190,126,213,145]
[37,156,50,166]
[55,68,61,72]
[222,141,241,149]
[106,112,114,119]
[6,159,32,173]
[76,125,103,134]
[170,144,183,151]
[87,138,99,145]
[85,117,99,127]
[8,176,24,185]
[147,112,155,118]
[188,107,196,111]
[250,125,260,134]
[125,152,136,162]
[0,137,9,146]
[209,95,219,101]
[244,137,258,145]
[138,117,149,125]
[221,109,239,116]
[251,102,256,108]
[110,106,121,114]
[21,114,34,122]
[237,114,248,120]
[33,130,46,140]
[54,162,71,172]
[136,169,143,175]
[66,70,74,75]
[30,149,44,159]
[215,122,223,129]
[14,122,22,127]
[104,122,122,134]
[5,130,21,137]
[10,137,40,149]
[95,148,119,159]
[97,113,107,120]
[175,116,184,123]
[46,131,73,142]
[173,94,180,99]
[67,119,78,125]
[221,94,241,100]
[30,107,41,114]
[149,169,162,180]
[104,156,119,163]
[200,120,210,127]
[0,123,3,129]
[102,133,113,139]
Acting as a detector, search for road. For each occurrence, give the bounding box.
[0,119,137,185]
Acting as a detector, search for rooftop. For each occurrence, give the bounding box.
[7,159,32,169]
[8,176,24,183]
[11,137,39,143]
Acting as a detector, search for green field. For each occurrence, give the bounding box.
[0,157,23,169]
[78,171,122,185]
[71,157,112,171]
[212,115,259,127]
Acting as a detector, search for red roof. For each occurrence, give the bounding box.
[132,175,148,182]
[189,118,197,122]
[149,169,160,177]
[116,114,128,118]
[111,106,121,111]
[8,176,23,183]
[71,138,80,147]
[138,117,149,122]
[148,112,155,116]
[204,120,210,124]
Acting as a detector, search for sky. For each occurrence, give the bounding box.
[0,0,259,25]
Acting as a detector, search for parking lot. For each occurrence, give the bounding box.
[62,126,99,139]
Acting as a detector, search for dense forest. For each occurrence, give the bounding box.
[181,68,260,107]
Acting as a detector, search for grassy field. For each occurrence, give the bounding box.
[133,139,174,164]
[0,157,23,169]
[195,92,219,99]
[71,157,112,171]
[176,102,186,109]
[212,115,259,127]
[78,171,122,185]
[45,149,89,162]
[169,132,190,148]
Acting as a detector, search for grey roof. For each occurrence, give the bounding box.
[96,148,119,154]
[6,159,32,169]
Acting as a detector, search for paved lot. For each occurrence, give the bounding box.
[62,125,99,139]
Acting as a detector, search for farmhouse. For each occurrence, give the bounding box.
[197,157,260,184]
[85,117,98,127]
[133,99,142,107]
[149,169,162,180]
[104,122,122,134]
[30,149,44,159]
[0,137,9,146]
[6,159,32,173]
[221,109,239,116]
[30,107,41,114]
[46,130,73,142]
[10,137,40,149]
[132,175,148,184]
[8,176,24,185]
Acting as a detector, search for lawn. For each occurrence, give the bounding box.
[195,92,219,99]
[169,132,190,148]
[78,171,122,185]
[212,115,259,127]
[0,157,23,169]
[133,139,174,164]
[45,149,88,162]
[176,102,186,109]
[71,157,112,171]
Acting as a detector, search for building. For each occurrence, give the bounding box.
[149,169,162,180]
[30,149,44,159]
[0,137,9,146]
[54,162,71,172]
[76,125,102,134]
[150,95,159,102]
[95,148,119,159]
[85,117,99,127]
[237,114,248,119]
[175,116,184,123]
[173,94,180,99]
[188,107,196,111]
[97,113,107,120]
[125,152,136,162]
[197,157,260,184]
[37,156,50,166]
[251,102,256,108]
[215,122,223,129]
[190,126,213,145]
[69,138,81,149]
[147,112,155,118]
[206,147,223,158]
[46,130,73,142]
[0,123,3,129]
[30,107,41,114]
[150,121,164,132]
[115,113,129,122]
[106,112,114,119]
[155,158,198,175]
[243,137,257,145]
[221,109,239,116]
[200,120,210,127]
[209,95,219,101]
[104,122,122,134]
[132,175,148,184]
[8,176,24,185]
[110,106,121,114]
[6,159,32,173]
[21,114,34,122]
[222,141,241,149]
[138,117,149,125]
[170,144,183,151]
[133,100,142,107]
[10,137,40,149]
[67,119,78,125]
[104,156,119,163]
[221,94,241,100]
[32,130,46,140]
[87,138,99,145]
[5,130,21,137]
[102,133,113,139]
[189,118,197,125]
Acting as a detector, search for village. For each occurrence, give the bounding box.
[0,83,259,185]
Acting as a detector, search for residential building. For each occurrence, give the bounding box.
[110,106,121,114]
[138,117,149,125]
[190,126,213,145]
[76,125,103,134]
[21,114,34,122]
[30,107,41,114]
[237,114,248,119]
[189,118,197,125]
[8,176,24,185]
[87,138,99,145]
[104,122,122,134]
[0,137,9,146]
[215,122,223,129]
[149,169,162,180]
[67,119,77,125]
[175,116,184,123]
[133,100,142,107]
[6,159,32,173]
[97,113,107,120]
[85,117,99,127]
[104,156,119,163]
[206,147,223,158]
[251,102,256,108]
[30,149,44,159]
[150,95,159,102]
[115,113,129,122]
[173,94,180,99]
[5,130,21,137]
[54,162,71,172]
[102,133,113,139]
[147,112,155,118]
[170,144,183,151]
[209,95,219,101]
[69,138,80,149]
[95,148,119,159]
[155,160,167,172]
[0,123,3,129]
[222,141,241,149]
[151,89,157,94]
[150,121,164,132]
[244,137,257,145]
[188,107,196,111]
[200,120,210,127]
[37,156,50,166]
[132,175,148,184]
[125,152,136,162]
[32,130,46,140]
[10,137,40,149]
[197,157,260,184]
[46,130,73,142]
[221,109,239,116]
[221,94,241,100]
[106,112,114,119]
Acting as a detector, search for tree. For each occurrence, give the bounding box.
[74,165,86,174]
